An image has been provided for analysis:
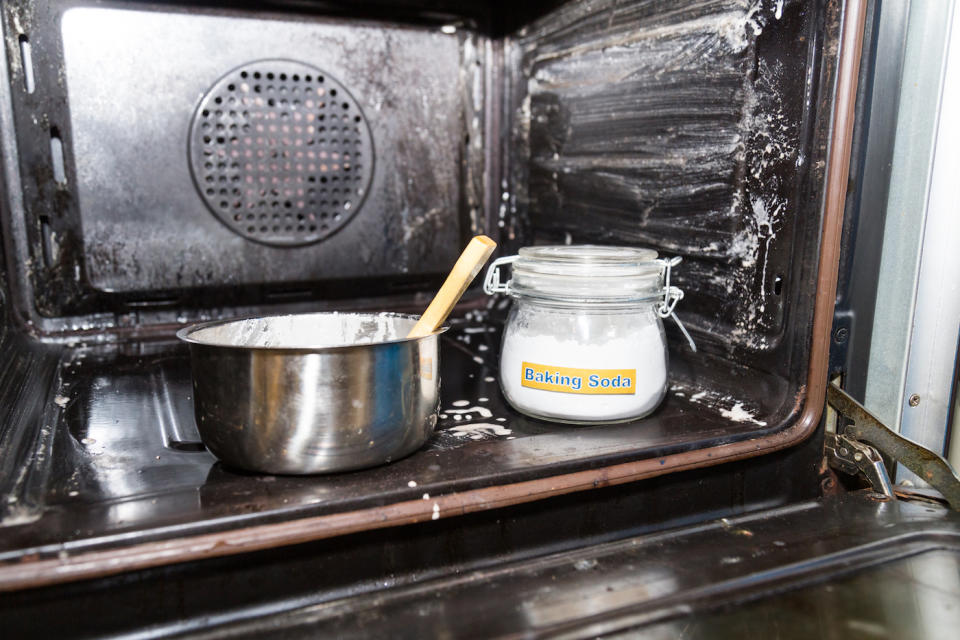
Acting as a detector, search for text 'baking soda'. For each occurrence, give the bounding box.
[520,362,637,395]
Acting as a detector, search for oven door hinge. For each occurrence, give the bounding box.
[825,432,894,498]
[826,383,960,511]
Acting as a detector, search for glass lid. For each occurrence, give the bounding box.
[509,245,663,302]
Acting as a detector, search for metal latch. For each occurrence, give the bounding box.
[826,383,960,511]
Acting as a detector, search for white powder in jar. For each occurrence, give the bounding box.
[499,307,667,423]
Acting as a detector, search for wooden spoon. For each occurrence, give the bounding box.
[407,235,497,338]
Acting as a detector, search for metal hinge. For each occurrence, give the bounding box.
[826,383,960,511]
[825,432,894,498]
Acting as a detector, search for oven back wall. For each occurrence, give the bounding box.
[5,2,476,316]
[61,7,463,292]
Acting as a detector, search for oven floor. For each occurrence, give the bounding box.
[0,312,790,582]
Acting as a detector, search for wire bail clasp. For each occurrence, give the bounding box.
[656,256,697,352]
[483,255,519,295]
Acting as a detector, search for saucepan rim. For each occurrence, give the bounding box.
[176,311,447,354]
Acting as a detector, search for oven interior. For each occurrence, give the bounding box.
[0,0,837,573]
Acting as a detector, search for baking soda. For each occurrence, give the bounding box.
[486,245,680,423]
[500,314,667,423]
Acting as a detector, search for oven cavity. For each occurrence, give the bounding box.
[189,60,374,247]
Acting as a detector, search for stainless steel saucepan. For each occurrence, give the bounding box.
[177,312,442,474]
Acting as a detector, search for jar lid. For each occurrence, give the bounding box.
[508,245,662,302]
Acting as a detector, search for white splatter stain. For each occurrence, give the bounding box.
[750,195,785,299]
[447,423,513,439]
[445,406,493,419]
[720,402,767,426]
[717,2,764,51]
[677,387,768,427]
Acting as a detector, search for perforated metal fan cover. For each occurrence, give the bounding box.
[189,60,373,246]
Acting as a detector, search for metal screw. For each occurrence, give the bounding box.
[908,394,921,407]
[834,327,849,343]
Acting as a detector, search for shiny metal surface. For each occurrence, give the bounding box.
[825,431,895,499]
[828,383,960,510]
[178,312,441,474]
[864,0,955,442]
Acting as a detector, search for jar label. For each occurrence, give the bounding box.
[521,361,636,395]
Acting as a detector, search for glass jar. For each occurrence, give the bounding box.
[483,245,691,424]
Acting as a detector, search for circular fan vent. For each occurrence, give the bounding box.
[189,60,374,246]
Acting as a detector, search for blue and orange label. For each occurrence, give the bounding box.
[521,362,636,395]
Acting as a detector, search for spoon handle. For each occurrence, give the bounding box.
[407,235,497,338]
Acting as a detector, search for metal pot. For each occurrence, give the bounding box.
[177,312,442,474]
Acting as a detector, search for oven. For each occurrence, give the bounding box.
[2,0,959,636]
